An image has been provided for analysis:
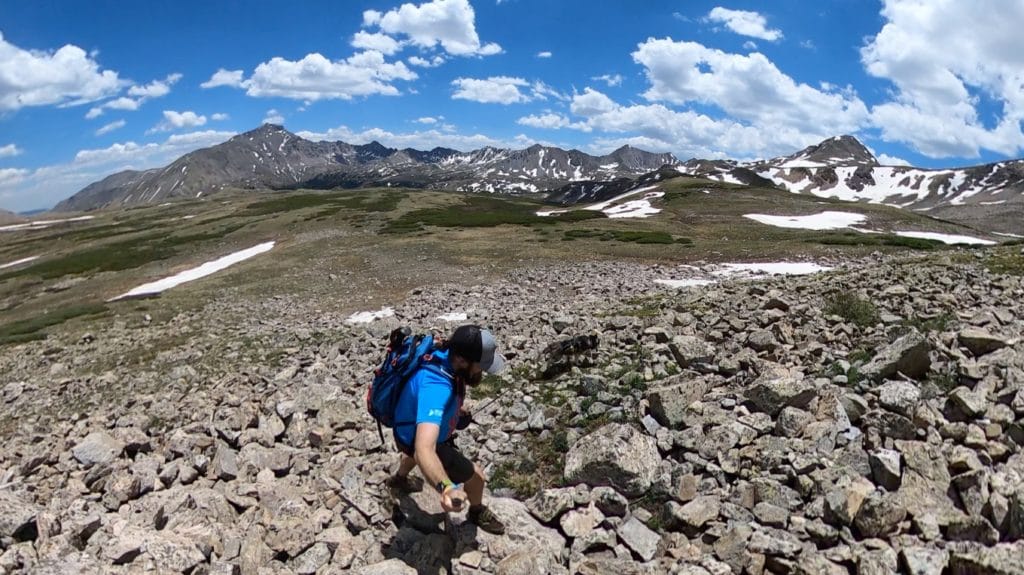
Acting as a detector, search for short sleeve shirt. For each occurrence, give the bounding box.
[393,349,461,447]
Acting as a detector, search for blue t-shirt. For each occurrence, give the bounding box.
[393,349,461,448]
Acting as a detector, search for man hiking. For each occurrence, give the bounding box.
[385,324,507,535]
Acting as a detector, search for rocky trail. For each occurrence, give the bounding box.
[2,249,1024,574]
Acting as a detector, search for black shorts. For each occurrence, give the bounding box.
[395,436,475,485]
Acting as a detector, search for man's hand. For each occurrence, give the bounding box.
[441,485,467,512]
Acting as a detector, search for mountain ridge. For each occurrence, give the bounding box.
[54,124,678,212]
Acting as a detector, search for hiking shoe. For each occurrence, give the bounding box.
[385,474,424,494]
[468,505,506,535]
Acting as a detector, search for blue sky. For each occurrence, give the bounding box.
[2,0,1023,212]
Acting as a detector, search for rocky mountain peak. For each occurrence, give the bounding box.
[788,134,877,167]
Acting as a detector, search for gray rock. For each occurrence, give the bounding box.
[752,502,788,528]
[590,486,629,517]
[669,495,721,529]
[959,328,1011,356]
[647,379,709,428]
[212,441,239,480]
[292,542,332,574]
[775,406,813,438]
[861,329,931,380]
[356,559,418,575]
[616,516,661,562]
[526,487,576,524]
[824,477,875,526]
[854,492,907,537]
[560,504,604,539]
[0,491,39,540]
[747,330,778,353]
[900,547,948,575]
[744,367,816,416]
[669,335,715,367]
[72,431,124,466]
[948,542,1024,575]
[948,386,988,419]
[747,528,801,557]
[877,381,921,417]
[869,448,902,491]
[144,531,207,573]
[564,423,661,497]
[946,516,1000,544]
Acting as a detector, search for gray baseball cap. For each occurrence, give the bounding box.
[450,325,506,374]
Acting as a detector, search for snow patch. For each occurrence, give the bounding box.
[894,231,996,246]
[0,256,39,270]
[654,279,715,288]
[437,312,469,322]
[713,262,834,276]
[994,232,1024,239]
[110,241,276,300]
[0,215,95,232]
[345,307,396,324]
[744,211,867,231]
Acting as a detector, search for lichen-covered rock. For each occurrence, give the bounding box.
[564,423,661,497]
[861,329,931,380]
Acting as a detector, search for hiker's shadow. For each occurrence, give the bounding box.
[382,491,480,575]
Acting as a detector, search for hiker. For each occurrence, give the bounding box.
[384,324,508,535]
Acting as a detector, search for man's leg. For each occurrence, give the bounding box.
[464,463,485,507]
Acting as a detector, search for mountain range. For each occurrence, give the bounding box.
[54,124,676,212]
[54,125,1024,235]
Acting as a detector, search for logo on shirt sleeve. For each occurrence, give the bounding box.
[428,409,444,418]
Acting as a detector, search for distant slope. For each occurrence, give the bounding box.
[55,124,679,212]
[681,135,1024,234]
[0,209,24,225]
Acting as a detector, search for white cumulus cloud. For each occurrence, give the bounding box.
[877,153,911,166]
[707,7,783,41]
[536,51,552,58]
[452,76,531,104]
[95,120,126,136]
[0,144,23,158]
[149,110,208,133]
[517,113,589,131]
[408,55,446,67]
[633,38,869,139]
[263,109,285,125]
[85,73,181,118]
[591,74,623,87]
[244,51,417,101]
[0,32,124,111]
[364,0,502,56]
[352,31,404,55]
[861,0,1024,158]
[211,113,229,121]
[295,123,520,151]
[201,69,245,89]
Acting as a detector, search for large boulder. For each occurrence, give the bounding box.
[860,329,931,380]
[743,366,816,416]
[452,498,567,573]
[948,542,1024,575]
[958,328,1011,357]
[564,423,661,497]
[72,432,124,466]
[646,378,709,428]
[669,335,715,368]
[0,490,40,541]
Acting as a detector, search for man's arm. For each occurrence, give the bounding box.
[413,422,448,486]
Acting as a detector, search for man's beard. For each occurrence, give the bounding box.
[458,369,482,386]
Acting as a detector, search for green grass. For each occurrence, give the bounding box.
[824,291,880,328]
[563,229,692,245]
[0,303,108,345]
[489,429,568,498]
[0,223,250,282]
[382,195,606,233]
[986,252,1024,276]
[243,190,406,219]
[808,231,945,250]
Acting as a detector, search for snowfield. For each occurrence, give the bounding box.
[0,215,96,233]
[110,241,276,301]
[713,262,834,276]
[744,211,867,231]
[437,312,469,322]
[894,231,996,246]
[537,185,664,219]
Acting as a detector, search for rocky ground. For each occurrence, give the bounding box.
[1,248,1024,574]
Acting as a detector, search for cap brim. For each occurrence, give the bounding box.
[483,353,506,375]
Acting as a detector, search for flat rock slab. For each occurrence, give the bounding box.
[564,423,661,497]
[0,490,40,540]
